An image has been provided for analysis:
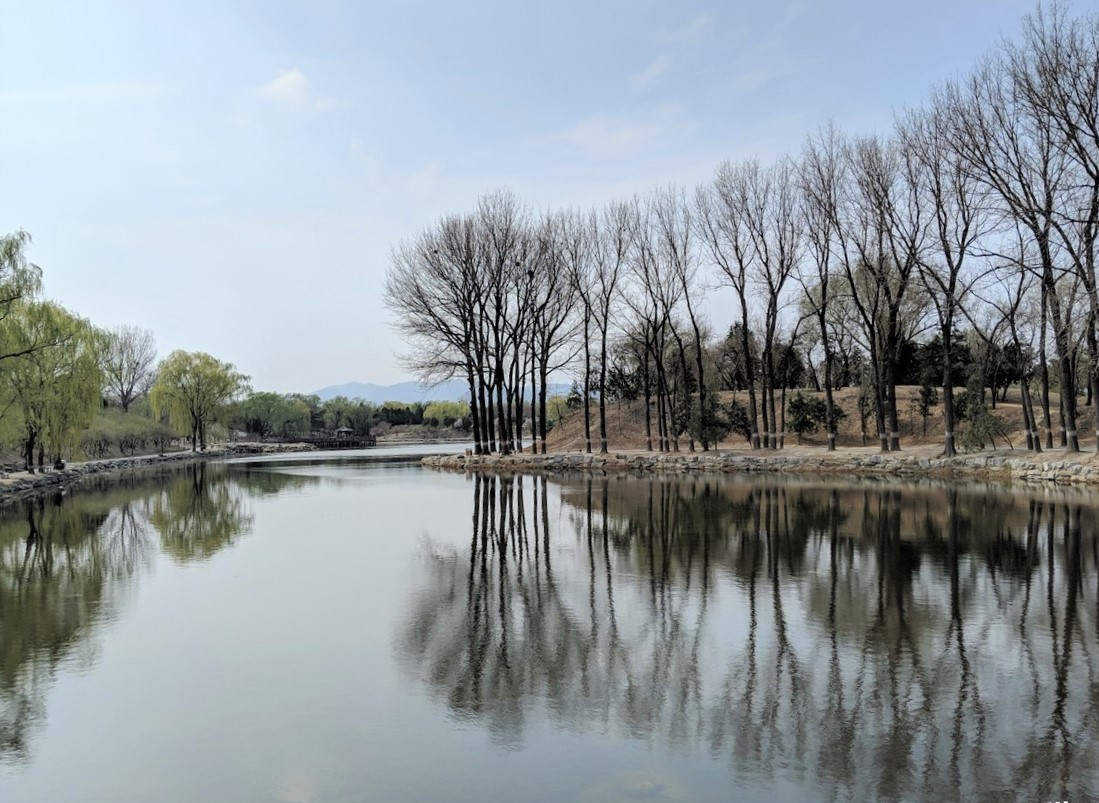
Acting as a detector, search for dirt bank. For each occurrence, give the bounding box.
[423,445,1099,488]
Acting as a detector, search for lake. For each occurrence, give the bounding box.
[0,449,1096,802]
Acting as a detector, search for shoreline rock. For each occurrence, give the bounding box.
[0,442,314,503]
[420,450,1099,487]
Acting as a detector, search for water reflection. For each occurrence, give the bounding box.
[0,464,316,767]
[151,464,255,563]
[399,474,1099,801]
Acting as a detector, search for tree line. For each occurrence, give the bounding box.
[0,229,472,468]
[385,3,1099,458]
[0,231,251,471]
[231,394,472,439]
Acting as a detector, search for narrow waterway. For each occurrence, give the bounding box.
[0,450,1095,802]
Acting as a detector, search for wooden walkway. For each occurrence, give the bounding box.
[300,435,377,450]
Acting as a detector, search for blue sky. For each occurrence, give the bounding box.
[0,0,1042,391]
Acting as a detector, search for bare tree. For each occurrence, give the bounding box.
[589,202,632,453]
[976,225,1042,451]
[624,199,684,451]
[799,123,845,450]
[562,209,597,453]
[696,163,762,449]
[530,213,579,453]
[101,326,157,412]
[833,135,926,452]
[1007,5,1099,448]
[736,160,802,449]
[944,54,1081,450]
[651,185,709,450]
[386,215,487,452]
[898,102,987,457]
[479,190,530,455]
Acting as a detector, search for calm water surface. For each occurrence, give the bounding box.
[0,450,1097,802]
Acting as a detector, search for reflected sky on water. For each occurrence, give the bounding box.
[0,459,1096,802]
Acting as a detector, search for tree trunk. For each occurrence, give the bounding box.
[823,364,836,451]
[642,354,653,451]
[494,362,510,456]
[598,327,609,454]
[942,324,956,458]
[1020,375,1035,452]
[1088,320,1099,452]
[1040,286,1054,449]
[539,363,549,455]
[582,313,592,453]
[871,347,888,453]
[23,431,35,474]
[466,367,482,455]
[738,312,761,450]
[760,368,772,450]
[778,382,787,450]
[885,354,901,452]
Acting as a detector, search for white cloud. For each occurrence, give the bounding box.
[260,68,309,103]
[406,162,443,194]
[258,68,337,111]
[631,54,674,91]
[556,106,696,160]
[631,14,712,93]
[729,39,805,93]
[659,15,710,46]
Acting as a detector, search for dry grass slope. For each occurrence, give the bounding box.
[545,386,1099,454]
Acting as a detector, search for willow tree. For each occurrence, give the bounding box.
[151,350,250,451]
[4,302,102,472]
[0,231,42,321]
[0,231,46,369]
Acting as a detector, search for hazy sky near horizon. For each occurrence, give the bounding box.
[1,0,1042,392]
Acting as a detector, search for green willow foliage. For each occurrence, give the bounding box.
[151,351,250,452]
[0,231,258,467]
[0,233,105,469]
[4,302,102,470]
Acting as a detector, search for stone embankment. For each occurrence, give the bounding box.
[0,442,313,501]
[422,450,1099,486]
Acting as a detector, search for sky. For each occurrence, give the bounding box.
[0,0,1045,392]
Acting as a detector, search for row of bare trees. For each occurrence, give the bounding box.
[385,3,1099,457]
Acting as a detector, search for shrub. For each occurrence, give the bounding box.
[689,394,730,449]
[787,393,827,444]
[725,400,753,443]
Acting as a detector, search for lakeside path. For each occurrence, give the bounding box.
[423,443,1099,488]
[0,442,314,503]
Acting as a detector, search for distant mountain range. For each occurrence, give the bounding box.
[313,380,569,404]
[313,380,469,403]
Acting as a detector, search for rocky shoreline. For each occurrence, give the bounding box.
[421,449,1099,487]
[0,442,314,502]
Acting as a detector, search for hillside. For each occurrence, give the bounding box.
[544,386,1077,453]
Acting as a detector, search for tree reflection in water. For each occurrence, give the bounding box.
[0,463,314,767]
[398,474,1099,801]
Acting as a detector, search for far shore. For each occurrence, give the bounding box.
[10,438,1099,507]
[0,436,476,505]
[0,442,314,504]
[421,442,1099,488]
